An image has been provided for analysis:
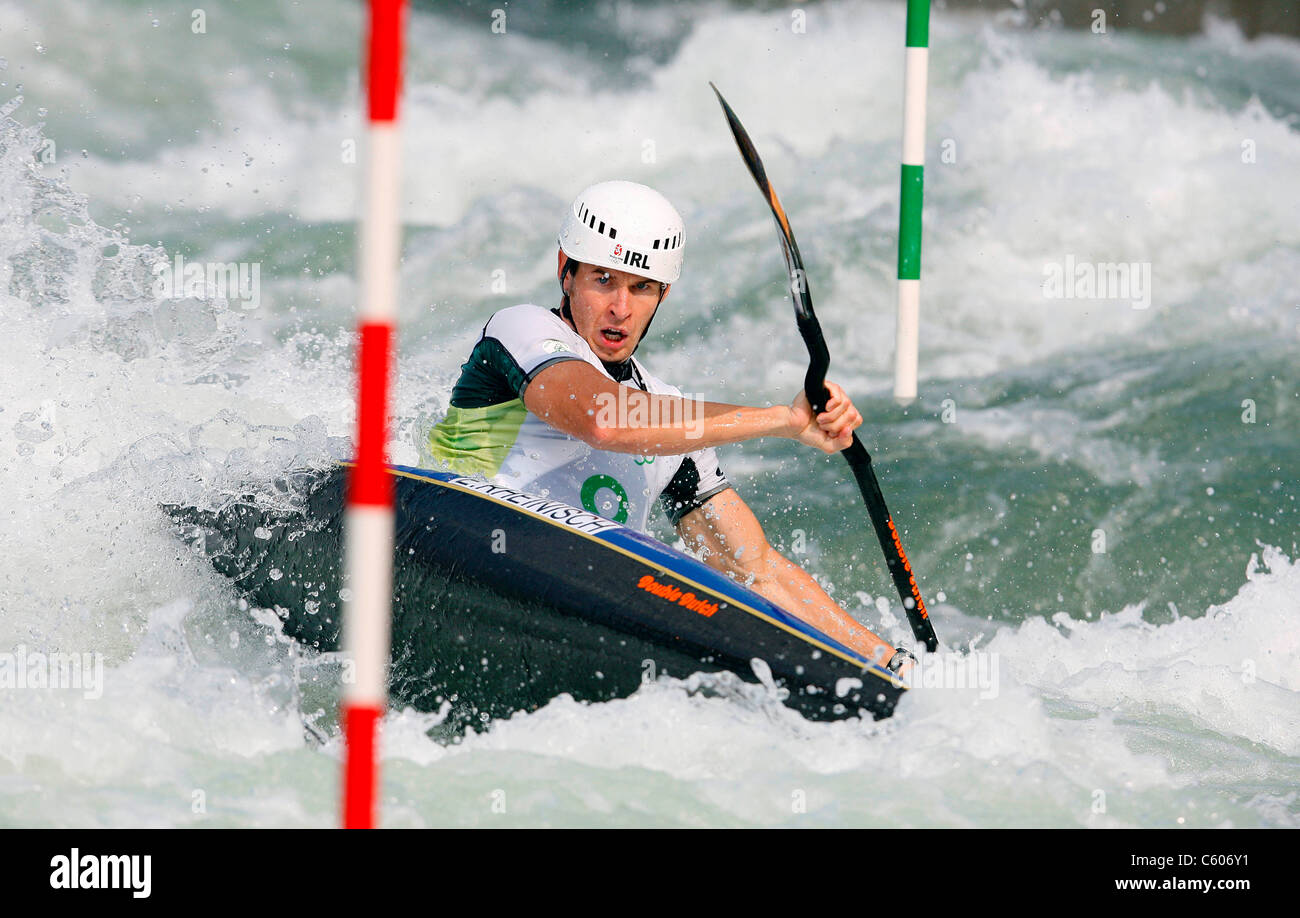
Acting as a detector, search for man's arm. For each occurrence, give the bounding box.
[523,359,861,456]
[524,359,790,455]
[677,488,894,666]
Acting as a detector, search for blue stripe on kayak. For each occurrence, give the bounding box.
[386,463,893,678]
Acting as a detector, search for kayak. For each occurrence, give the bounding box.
[167,463,905,730]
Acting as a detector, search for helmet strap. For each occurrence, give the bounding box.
[559,257,579,323]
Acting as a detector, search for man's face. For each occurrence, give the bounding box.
[558,251,668,363]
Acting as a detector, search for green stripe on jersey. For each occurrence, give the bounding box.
[427,400,529,478]
[450,337,529,408]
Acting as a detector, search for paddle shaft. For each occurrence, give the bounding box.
[801,305,938,652]
[713,83,939,653]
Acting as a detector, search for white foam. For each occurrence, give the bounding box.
[988,545,1300,755]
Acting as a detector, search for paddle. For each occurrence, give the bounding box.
[710,82,939,655]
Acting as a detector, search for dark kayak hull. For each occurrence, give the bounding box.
[168,463,904,730]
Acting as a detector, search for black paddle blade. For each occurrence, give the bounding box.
[709,82,827,400]
[709,82,775,216]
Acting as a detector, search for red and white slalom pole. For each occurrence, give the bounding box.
[342,0,405,830]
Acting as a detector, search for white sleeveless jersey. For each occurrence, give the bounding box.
[427,303,729,533]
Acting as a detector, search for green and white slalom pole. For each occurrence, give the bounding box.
[893,0,930,405]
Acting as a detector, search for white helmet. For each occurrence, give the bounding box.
[558,180,685,284]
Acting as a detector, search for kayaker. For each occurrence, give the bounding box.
[428,180,910,671]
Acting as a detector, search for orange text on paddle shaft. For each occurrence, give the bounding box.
[637,575,720,618]
[887,517,929,619]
